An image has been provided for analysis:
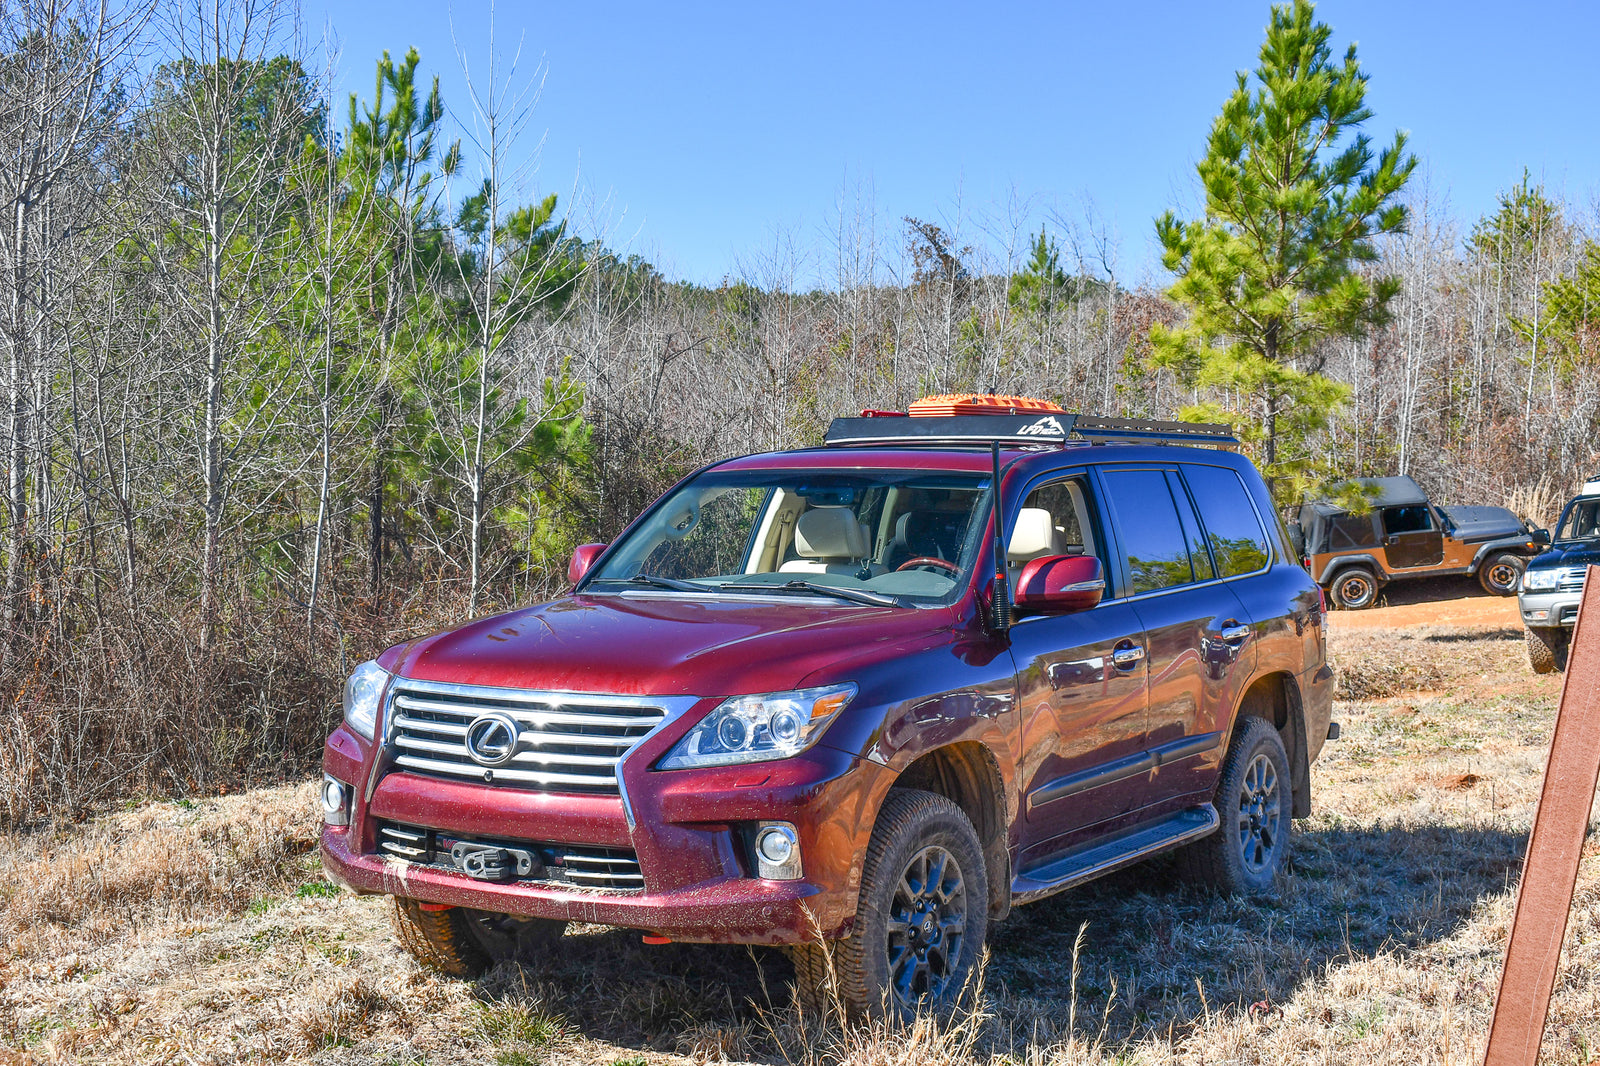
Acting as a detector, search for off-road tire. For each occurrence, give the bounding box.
[1175,716,1292,895]
[789,789,987,1023]
[392,899,566,977]
[1526,625,1568,674]
[1329,567,1379,610]
[1478,553,1526,596]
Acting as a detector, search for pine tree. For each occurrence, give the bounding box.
[1151,0,1415,501]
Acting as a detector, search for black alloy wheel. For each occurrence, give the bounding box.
[789,789,988,1022]
[885,844,969,1004]
[1236,751,1283,878]
[1175,716,1293,895]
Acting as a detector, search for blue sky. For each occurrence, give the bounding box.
[305,1,1600,286]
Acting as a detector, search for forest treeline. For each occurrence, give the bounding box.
[2,0,1597,824]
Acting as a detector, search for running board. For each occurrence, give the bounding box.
[1011,805,1219,905]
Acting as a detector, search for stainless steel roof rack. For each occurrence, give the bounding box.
[822,413,1236,449]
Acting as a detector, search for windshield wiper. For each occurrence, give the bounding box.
[719,579,898,607]
[616,572,707,593]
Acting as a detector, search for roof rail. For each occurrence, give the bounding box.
[822,412,1237,449]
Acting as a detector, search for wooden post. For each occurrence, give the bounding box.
[1484,566,1600,1066]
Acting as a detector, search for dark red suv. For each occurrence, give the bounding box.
[320,410,1335,1019]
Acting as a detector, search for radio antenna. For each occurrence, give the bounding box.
[991,441,1010,633]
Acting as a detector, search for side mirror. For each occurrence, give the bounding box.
[1013,554,1104,614]
[568,543,608,585]
[1533,528,1551,545]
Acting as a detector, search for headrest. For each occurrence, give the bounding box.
[1008,507,1058,561]
[795,507,868,560]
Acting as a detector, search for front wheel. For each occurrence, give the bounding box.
[1526,625,1569,674]
[790,789,987,1022]
[1176,716,1292,895]
[1479,553,1525,596]
[392,899,567,977]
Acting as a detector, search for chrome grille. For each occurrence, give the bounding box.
[1556,566,1588,593]
[387,679,670,795]
[376,821,644,891]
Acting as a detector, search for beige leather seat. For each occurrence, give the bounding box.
[1007,507,1060,582]
[780,507,875,575]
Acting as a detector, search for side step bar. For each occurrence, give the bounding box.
[1011,805,1219,905]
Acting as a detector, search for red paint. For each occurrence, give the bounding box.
[1014,554,1105,613]
[322,442,1333,949]
[568,543,606,585]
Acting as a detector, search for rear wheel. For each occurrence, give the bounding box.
[1479,553,1525,596]
[1176,716,1292,896]
[1526,626,1569,674]
[789,789,987,1022]
[392,899,566,977]
[1329,567,1379,610]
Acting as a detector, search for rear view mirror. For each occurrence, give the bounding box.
[1013,554,1104,614]
[1533,528,1551,545]
[569,543,608,585]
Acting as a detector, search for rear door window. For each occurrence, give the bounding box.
[1181,465,1272,577]
[1099,468,1199,594]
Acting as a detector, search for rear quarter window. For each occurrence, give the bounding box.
[1181,465,1272,577]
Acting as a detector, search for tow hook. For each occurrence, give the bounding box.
[450,842,539,881]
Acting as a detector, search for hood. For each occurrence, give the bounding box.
[1529,543,1600,571]
[384,592,957,697]
[1437,505,1527,543]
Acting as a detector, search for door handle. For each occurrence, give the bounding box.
[1220,624,1252,644]
[1111,644,1146,668]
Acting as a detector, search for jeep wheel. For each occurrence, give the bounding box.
[790,789,987,1022]
[1329,567,1379,610]
[1176,716,1292,895]
[1526,626,1569,674]
[392,899,566,977]
[1478,553,1525,596]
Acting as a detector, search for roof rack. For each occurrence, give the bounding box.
[822,412,1237,449]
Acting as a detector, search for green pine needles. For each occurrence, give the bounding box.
[1153,0,1416,502]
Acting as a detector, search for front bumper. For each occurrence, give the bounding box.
[320,724,894,945]
[1519,589,1582,629]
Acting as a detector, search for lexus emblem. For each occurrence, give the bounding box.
[464,712,520,767]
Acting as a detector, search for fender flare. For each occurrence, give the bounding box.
[1222,670,1312,819]
[1468,537,1535,573]
[1316,555,1386,586]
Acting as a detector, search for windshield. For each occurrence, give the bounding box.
[584,468,991,606]
[1554,496,1600,544]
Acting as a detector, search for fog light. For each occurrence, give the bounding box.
[754,822,801,880]
[1527,609,1549,621]
[320,774,351,826]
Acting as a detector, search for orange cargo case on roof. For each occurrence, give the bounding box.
[908,394,1065,417]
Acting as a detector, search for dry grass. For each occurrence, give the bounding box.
[2,621,1596,1064]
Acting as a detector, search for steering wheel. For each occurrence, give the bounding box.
[896,556,959,575]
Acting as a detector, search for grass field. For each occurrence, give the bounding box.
[2,618,1595,1065]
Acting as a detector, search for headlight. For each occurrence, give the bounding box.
[1522,569,1559,591]
[657,683,857,769]
[343,660,390,740]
